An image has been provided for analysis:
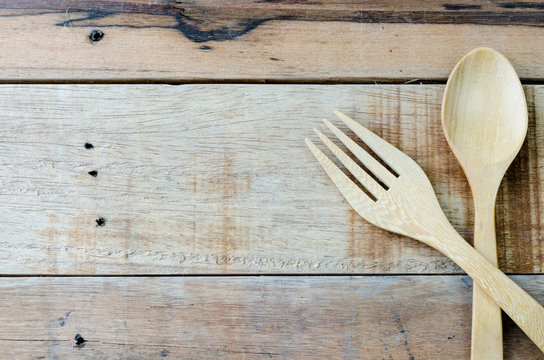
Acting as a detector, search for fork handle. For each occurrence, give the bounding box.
[432,230,544,352]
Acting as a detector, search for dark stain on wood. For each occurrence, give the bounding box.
[390,298,415,360]
[443,4,482,10]
[500,2,544,9]
[58,310,74,327]
[63,9,112,26]
[257,0,322,4]
[497,88,539,272]
[351,10,544,27]
[173,16,269,43]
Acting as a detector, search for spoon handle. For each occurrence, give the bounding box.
[472,193,502,359]
[472,286,502,359]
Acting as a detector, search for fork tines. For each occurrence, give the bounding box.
[306,110,401,205]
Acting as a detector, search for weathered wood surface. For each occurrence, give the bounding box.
[0,275,542,359]
[1,1,544,81]
[0,84,543,274]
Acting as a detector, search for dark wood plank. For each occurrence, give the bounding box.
[0,1,544,81]
[0,275,542,359]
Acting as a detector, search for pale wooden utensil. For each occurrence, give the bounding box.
[442,47,528,360]
[306,110,544,352]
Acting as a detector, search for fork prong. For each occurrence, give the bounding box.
[305,138,375,211]
[322,118,396,186]
[334,110,406,175]
[314,128,385,199]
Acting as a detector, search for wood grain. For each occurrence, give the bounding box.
[1,1,544,81]
[0,84,543,274]
[0,275,542,359]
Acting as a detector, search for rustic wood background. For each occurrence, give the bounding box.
[1,0,544,358]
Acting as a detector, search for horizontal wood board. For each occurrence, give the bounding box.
[1,1,544,81]
[0,275,542,359]
[1,84,543,274]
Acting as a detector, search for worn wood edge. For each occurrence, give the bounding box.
[0,275,542,359]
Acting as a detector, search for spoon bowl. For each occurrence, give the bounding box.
[443,48,527,166]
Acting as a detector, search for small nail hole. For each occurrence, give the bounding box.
[84,143,94,149]
[96,217,106,226]
[89,29,104,43]
[74,334,86,347]
[88,170,98,177]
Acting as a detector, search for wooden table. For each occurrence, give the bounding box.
[1,1,544,358]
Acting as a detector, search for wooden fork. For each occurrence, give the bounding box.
[306,110,544,352]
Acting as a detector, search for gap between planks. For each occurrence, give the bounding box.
[2,274,544,278]
[3,80,544,85]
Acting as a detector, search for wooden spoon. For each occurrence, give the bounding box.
[442,47,528,359]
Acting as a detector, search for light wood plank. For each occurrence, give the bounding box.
[1,1,544,81]
[0,275,542,359]
[0,84,543,274]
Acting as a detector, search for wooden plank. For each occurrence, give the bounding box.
[0,275,542,359]
[1,1,544,81]
[0,84,543,274]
